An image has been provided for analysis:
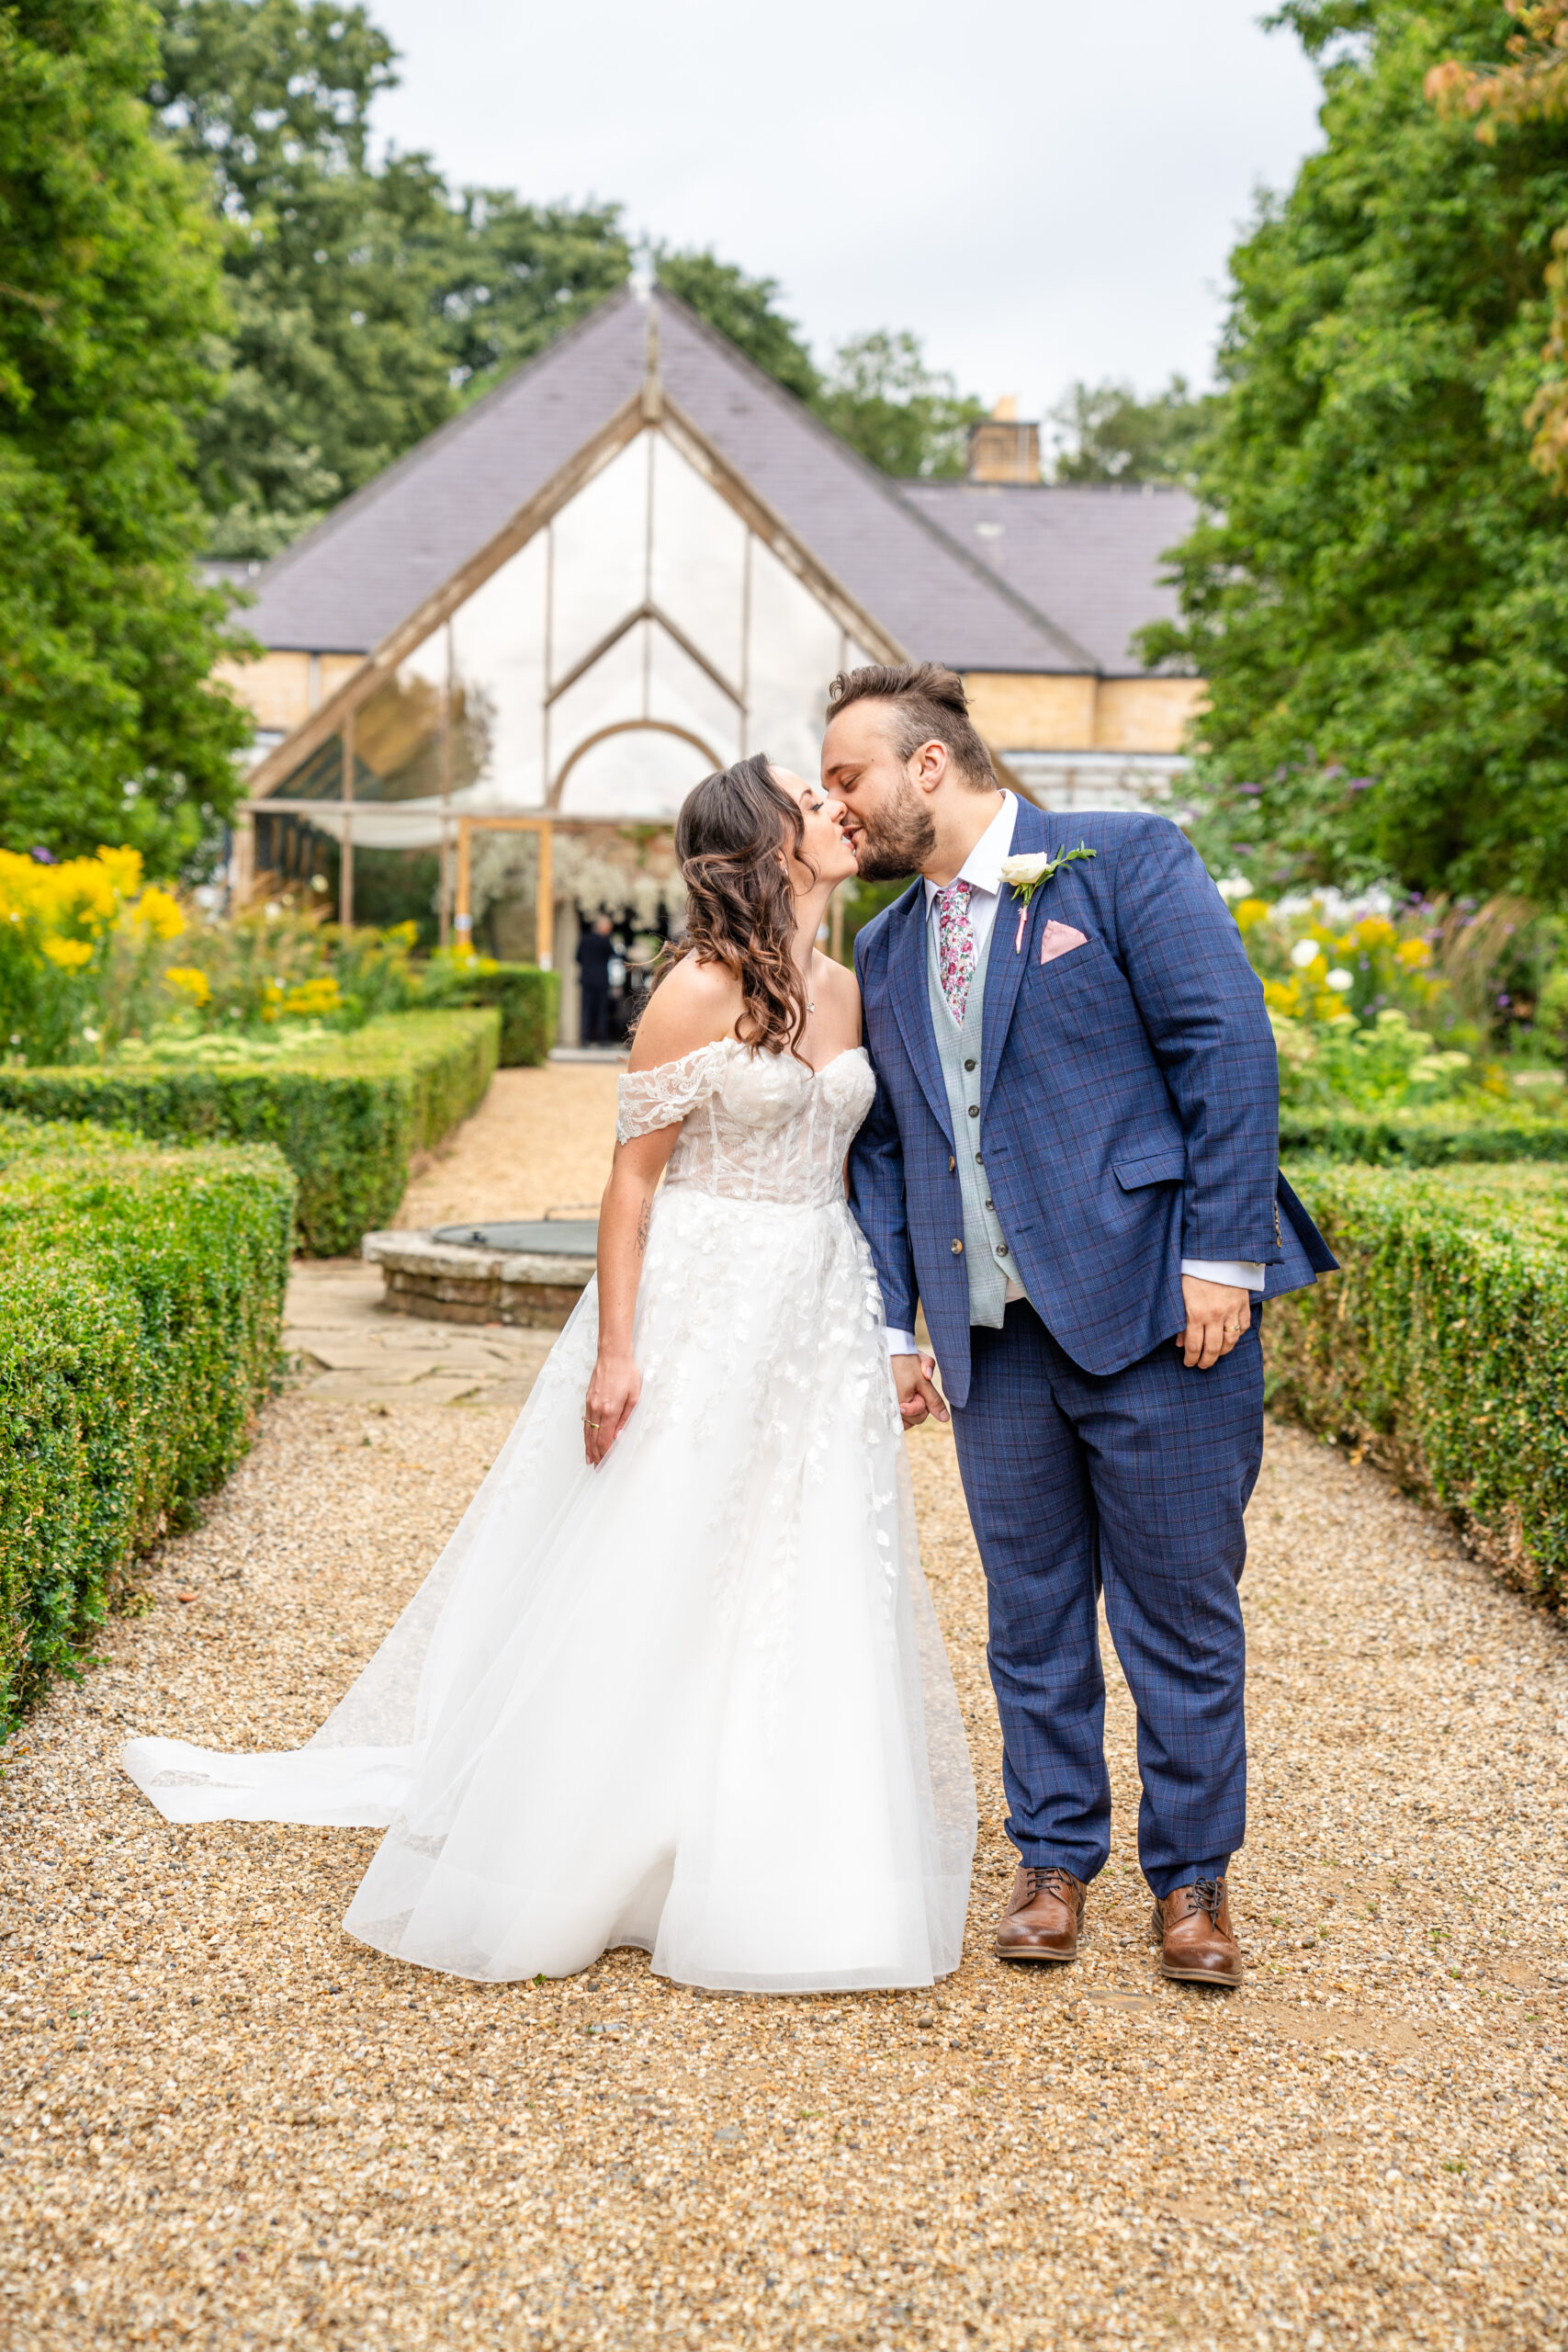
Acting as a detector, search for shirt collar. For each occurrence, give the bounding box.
[922,792,1018,912]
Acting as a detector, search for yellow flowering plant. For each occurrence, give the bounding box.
[0,846,193,1065]
[1227,892,1494,1111]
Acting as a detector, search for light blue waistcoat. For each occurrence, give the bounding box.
[924,900,1023,1329]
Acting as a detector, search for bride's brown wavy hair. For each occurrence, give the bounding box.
[659,752,812,1056]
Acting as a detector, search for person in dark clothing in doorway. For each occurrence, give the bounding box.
[577,912,616,1046]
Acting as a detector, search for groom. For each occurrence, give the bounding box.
[827,663,1335,1987]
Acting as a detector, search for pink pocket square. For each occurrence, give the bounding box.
[1039,920,1089,966]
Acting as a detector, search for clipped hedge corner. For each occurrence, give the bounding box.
[1268,1163,1568,1606]
[0,1006,499,1255]
[448,965,560,1066]
[0,1115,295,1736]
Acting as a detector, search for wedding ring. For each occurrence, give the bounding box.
[585,1420,602,1430]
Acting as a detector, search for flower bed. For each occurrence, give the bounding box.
[1267,1163,1568,1603]
[0,1116,295,1736]
[0,1008,499,1255]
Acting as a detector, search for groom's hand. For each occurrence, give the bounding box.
[893,1351,949,1428]
[1178,1276,1251,1371]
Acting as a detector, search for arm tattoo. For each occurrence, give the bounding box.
[636,1198,651,1256]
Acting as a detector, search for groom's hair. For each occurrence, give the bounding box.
[826,662,997,790]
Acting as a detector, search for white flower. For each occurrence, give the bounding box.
[1290,938,1321,968]
[1325,968,1354,991]
[998,853,1052,888]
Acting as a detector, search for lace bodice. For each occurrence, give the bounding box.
[615,1038,875,1206]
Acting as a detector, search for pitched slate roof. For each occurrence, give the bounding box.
[240,287,1096,673]
[897,479,1196,675]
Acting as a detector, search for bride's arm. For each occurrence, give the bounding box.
[584,956,742,1467]
[585,1125,680,1466]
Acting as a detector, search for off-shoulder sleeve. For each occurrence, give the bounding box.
[615,1042,728,1144]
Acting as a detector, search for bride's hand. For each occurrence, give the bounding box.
[584,1351,641,1466]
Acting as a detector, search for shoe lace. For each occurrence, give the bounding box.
[1190,1876,1226,1924]
[1024,1868,1076,1900]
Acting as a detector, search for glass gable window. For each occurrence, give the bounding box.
[253,423,878,842]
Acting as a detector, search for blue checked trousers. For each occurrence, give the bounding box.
[949,1297,1262,1896]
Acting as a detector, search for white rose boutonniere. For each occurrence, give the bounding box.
[999,842,1096,949]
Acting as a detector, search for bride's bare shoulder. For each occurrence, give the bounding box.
[812,950,862,1040]
[627,956,742,1072]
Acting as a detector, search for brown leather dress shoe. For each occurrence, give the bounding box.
[995,1865,1086,1962]
[1151,1875,1243,1987]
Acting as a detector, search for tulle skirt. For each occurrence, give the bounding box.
[121,1184,976,1991]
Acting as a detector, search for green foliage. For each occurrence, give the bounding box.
[1268,1162,1568,1601]
[0,0,253,867]
[422,961,560,1067]
[655,250,821,402]
[1148,0,1568,905]
[1280,1100,1568,1158]
[1047,375,1220,485]
[814,331,987,479]
[159,901,423,1031]
[150,0,632,554]
[149,1,992,549]
[833,878,919,966]
[0,1007,499,1253]
[0,1114,294,1735]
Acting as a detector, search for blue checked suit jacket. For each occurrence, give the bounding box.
[849,802,1336,1408]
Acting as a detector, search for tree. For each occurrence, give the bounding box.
[0,0,252,869]
[655,247,821,401]
[1427,1,1568,490]
[814,330,987,477]
[151,0,632,554]
[1144,0,1568,904]
[1047,375,1219,484]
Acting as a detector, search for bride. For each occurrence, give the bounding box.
[123,754,976,1993]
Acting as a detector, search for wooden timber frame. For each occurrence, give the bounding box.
[229,300,1030,932]
[453,815,554,967]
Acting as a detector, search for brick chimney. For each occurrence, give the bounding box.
[966,395,1040,485]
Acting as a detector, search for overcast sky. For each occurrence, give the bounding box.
[369,0,1325,423]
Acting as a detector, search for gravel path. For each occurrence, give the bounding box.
[395,1063,621,1230]
[4,1080,1568,2347]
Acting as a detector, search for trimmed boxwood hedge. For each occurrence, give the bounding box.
[0,1007,499,1255]
[449,965,560,1066]
[1268,1163,1568,1605]
[0,1115,295,1736]
[1280,1101,1568,1163]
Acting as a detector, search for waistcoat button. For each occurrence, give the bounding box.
[967,1103,979,1118]
[997,1243,1009,1257]
[964,1058,976,1071]
[951,1238,964,1255]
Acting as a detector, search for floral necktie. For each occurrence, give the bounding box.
[934,878,976,1027]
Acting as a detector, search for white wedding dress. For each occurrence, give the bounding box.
[122,1040,976,1991]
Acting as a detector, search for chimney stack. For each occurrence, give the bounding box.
[966,395,1040,484]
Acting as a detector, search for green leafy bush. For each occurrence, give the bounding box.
[1268,1164,1568,1605]
[1280,1103,1568,1163]
[0,1009,499,1255]
[0,1116,294,1736]
[440,964,559,1066]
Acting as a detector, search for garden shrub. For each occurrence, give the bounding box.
[0,1008,499,1254]
[0,1116,294,1736]
[1280,1102,1568,1162]
[1268,1164,1568,1605]
[447,964,560,1066]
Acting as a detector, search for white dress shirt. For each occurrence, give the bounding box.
[881,793,1264,1357]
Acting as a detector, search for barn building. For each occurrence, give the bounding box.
[220,283,1201,1023]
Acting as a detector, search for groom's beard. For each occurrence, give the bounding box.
[852,785,936,882]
